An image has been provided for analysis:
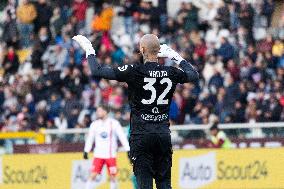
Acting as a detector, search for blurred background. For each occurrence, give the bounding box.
[0,0,283,188]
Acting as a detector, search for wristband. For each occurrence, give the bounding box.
[170,52,184,65]
[86,47,96,58]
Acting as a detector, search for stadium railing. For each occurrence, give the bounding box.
[41,122,284,143]
[1,122,283,145]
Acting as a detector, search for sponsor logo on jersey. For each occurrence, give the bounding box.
[141,113,168,122]
[152,107,159,114]
[171,57,178,61]
[118,65,128,71]
[100,132,108,138]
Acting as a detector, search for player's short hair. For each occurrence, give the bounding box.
[140,34,160,55]
[148,45,160,55]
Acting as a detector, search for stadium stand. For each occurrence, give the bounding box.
[0,0,283,150]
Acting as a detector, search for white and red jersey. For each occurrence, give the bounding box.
[84,118,130,159]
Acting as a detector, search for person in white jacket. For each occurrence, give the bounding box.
[84,105,130,189]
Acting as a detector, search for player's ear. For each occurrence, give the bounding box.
[140,47,145,56]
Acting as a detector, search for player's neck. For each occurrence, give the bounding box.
[143,55,158,63]
[144,59,158,63]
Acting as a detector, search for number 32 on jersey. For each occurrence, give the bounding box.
[141,78,172,105]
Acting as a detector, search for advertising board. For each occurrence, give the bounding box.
[1,148,284,189]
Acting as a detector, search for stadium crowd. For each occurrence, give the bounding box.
[0,0,283,138]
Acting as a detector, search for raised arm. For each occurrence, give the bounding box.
[73,35,117,80]
[158,44,199,83]
[87,54,117,80]
[73,35,132,82]
[179,60,199,82]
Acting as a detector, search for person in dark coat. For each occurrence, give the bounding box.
[261,0,274,27]
[233,100,246,123]
[216,1,230,29]
[2,11,18,47]
[33,0,52,33]
[217,37,235,63]
[238,0,254,43]
[184,3,199,31]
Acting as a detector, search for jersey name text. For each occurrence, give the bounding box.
[149,71,168,77]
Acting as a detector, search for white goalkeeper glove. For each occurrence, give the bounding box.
[158,44,184,64]
[72,35,96,58]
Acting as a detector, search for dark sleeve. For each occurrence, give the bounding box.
[87,55,118,80]
[87,55,134,82]
[113,64,134,82]
[172,60,199,84]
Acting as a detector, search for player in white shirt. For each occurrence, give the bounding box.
[84,105,130,189]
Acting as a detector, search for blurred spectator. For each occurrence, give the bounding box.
[0,0,282,140]
[91,3,114,32]
[3,0,16,21]
[261,0,274,27]
[54,112,68,130]
[3,46,19,75]
[184,3,199,32]
[62,90,82,128]
[238,0,254,42]
[16,0,37,47]
[122,0,137,36]
[34,0,52,33]
[138,1,152,25]
[2,11,17,47]
[158,0,168,33]
[36,26,50,50]
[72,0,88,33]
[208,122,232,148]
[111,45,125,65]
[232,100,246,123]
[108,86,123,111]
[272,39,284,58]
[47,93,61,118]
[257,34,273,53]
[46,119,56,129]
[41,44,68,70]
[177,2,188,27]
[50,7,64,38]
[169,98,179,124]
[228,3,239,30]
[216,1,230,29]
[217,37,235,63]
